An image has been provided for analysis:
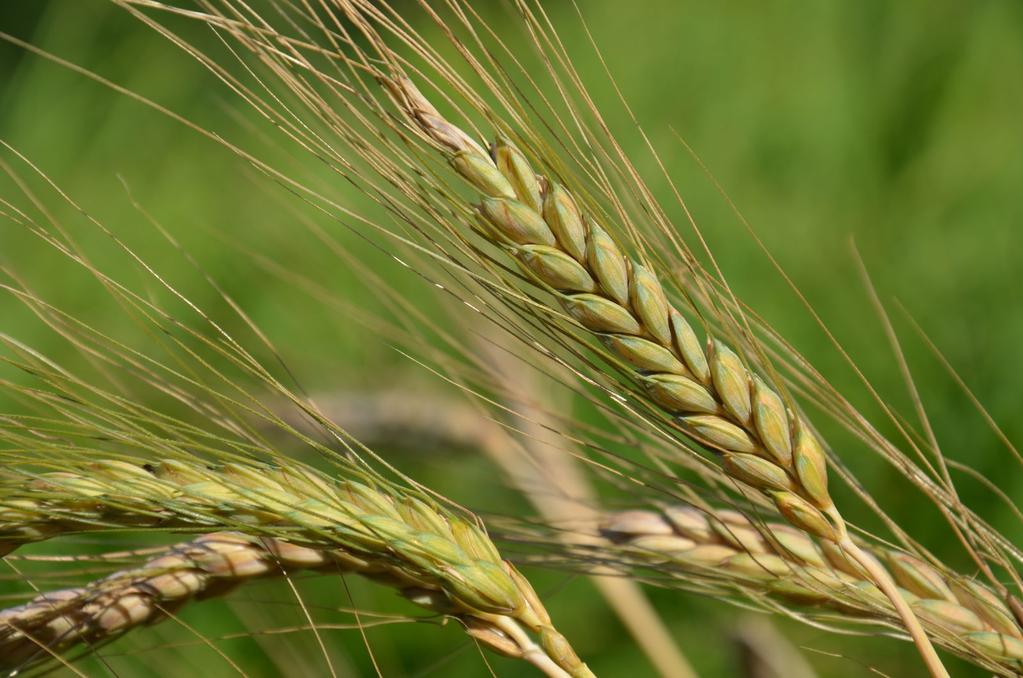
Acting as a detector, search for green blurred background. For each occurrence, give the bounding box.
[1,1,1022,676]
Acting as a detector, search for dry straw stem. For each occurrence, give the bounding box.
[602,506,1023,675]
[388,77,948,676]
[474,335,697,678]
[0,459,592,678]
[269,389,503,457]
[730,615,818,678]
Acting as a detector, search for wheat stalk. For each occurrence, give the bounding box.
[386,76,948,676]
[600,506,1023,675]
[0,458,592,678]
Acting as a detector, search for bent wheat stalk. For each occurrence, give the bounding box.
[601,507,1023,675]
[387,77,948,676]
[0,459,592,678]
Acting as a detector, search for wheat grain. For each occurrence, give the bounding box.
[388,77,948,676]
[601,506,1023,675]
[0,459,592,678]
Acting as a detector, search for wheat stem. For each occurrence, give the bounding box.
[476,337,698,678]
[492,616,574,678]
[828,504,948,676]
[839,534,948,678]
[387,76,945,676]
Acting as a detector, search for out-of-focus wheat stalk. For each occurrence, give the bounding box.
[729,616,818,678]
[473,334,697,678]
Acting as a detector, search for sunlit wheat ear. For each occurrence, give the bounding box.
[386,76,948,677]
[0,459,592,678]
[600,507,1023,675]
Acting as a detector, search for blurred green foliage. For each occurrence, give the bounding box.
[1,1,1021,676]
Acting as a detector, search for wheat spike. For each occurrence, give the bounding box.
[0,459,592,678]
[602,506,1023,675]
[388,77,947,676]
[1,533,334,670]
[0,531,554,673]
[391,77,829,531]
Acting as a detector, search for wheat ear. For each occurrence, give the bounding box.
[1,533,335,670]
[0,531,555,673]
[0,459,592,678]
[602,507,1023,675]
[387,77,947,676]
